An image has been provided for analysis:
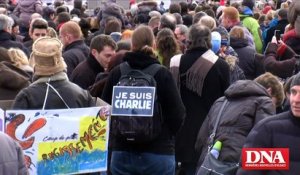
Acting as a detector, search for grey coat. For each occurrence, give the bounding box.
[195,80,275,166]
[0,132,28,175]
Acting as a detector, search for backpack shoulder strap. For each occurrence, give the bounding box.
[120,62,132,76]
[142,63,162,77]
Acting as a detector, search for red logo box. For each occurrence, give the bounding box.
[242,148,289,170]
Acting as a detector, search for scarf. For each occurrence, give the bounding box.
[185,50,218,96]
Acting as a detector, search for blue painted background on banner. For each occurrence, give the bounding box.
[37,150,107,175]
[111,86,155,117]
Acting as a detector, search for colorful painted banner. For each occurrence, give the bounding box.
[0,108,3,132]
[5,106,110,175]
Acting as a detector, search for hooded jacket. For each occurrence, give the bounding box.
[240,7,263,53]
[13,0,43,27]
[195,80,275,166]
[230,37,257,79]
[0,132,28,175]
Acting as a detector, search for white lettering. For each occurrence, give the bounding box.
[260,151,273,163]
[132,100,138,109]
[246,151,260,163]
[246,151,286,164]
[146,93,152,99]
[273,151,285,163]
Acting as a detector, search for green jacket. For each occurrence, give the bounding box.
[241,15,263,53]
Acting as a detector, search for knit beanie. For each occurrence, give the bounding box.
[291,72,300,88]
[242,0,255,10]
[214,26,229,46]
[31,37,66,76]
[211,31,221,54]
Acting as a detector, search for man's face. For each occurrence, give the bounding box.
[174,27,186,42]
[59,31,70,47]
[290,85,300,117]
[93,46,116,70]
[221,14,230,29]
[31,28,47,41]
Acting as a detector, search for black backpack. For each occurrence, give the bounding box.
[111,62,163,143]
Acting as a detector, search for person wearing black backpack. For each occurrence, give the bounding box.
[101,25,185,175]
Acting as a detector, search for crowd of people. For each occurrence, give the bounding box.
[0,0,300,174]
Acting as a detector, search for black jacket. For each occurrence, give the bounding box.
[0,30,29,57]
[70,54,105,89]
[13,72,95,109]
[62,40,89,77]
[23,39,33,54]
[195,80,275,166]
[101,51,185,154]
[175,47,230,164]
[265,19,289,46]
[230,37,257,80]
[236,111,300,175]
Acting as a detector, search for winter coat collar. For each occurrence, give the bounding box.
[230,37,248,49]
[290,110,300,124]
[0,30,14,41]
[88,54,105,73]
[32,72,68,84]
[123,51,160,69]
[64,40,86,52]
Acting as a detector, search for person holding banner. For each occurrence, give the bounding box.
[0,132,28,175]
[102,25,185,175]
[12,37,95,109]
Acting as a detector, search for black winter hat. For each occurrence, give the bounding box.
[291,72,300,88]
[242,0,255,10]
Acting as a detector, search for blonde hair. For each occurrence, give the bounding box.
[199,15,216,30]
[7,48,29,68]
[47,27,58,38]
[266,10,275,21]
[229,26,245,39]
[281,2,289,9]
